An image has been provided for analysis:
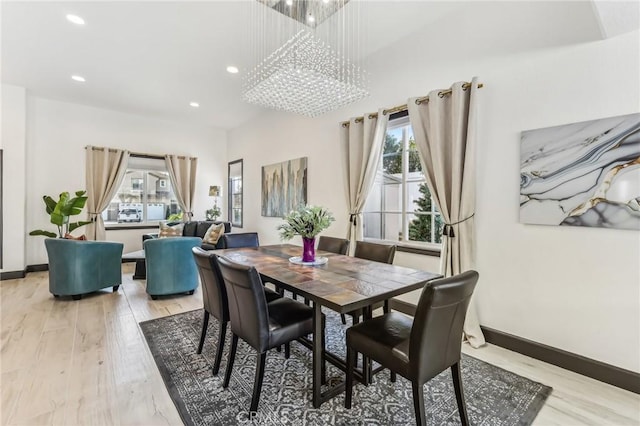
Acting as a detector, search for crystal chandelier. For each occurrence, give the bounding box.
[244,0,369,117]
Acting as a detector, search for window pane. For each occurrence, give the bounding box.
[363,212,382,239]
[147,172,180,221]
[407,213,443,244]
[228,159,243,227]
[102,162,181,225]
[406,181,431,213]
[407,129,422,173]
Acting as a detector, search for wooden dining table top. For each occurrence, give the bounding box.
[215,244,442,314]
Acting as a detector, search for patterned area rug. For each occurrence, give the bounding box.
[140,309,551,425]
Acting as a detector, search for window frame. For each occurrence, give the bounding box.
[228,159,243,228]
[103,154,181,230]
[363,112,442,253]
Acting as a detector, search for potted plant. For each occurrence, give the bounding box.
[206,205,221,221]
[29,191,92,238]
[278,205,335,263]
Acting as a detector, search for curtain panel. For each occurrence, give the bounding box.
[165,155,198,222]
[407,77,485,348]
[341,109,389,253]
[85,146,130,241]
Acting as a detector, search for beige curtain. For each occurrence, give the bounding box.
[165,155,198,222]
[341,109,389,252]
[407,77,485,348]
[85,146,130,241]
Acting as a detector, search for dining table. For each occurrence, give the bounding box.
[215,243,442,408]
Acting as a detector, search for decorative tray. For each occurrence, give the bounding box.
[289,256,328,266]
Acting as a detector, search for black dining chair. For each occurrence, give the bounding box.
[192,248,282,374]
[216,255,320,412]
[220,232,260,249]
[343,241,397,324]
[345,270,479,426]
[317,236,350,256]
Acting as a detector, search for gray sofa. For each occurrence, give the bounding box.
[142,221,232,250]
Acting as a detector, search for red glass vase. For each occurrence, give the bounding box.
[302,237,316,263]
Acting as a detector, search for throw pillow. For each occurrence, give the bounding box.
[159,222,184,238]
[64,233,87,240]
[203,223,225,245]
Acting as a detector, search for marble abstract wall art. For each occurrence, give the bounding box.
[520,113,640,230]
[261,157,307,217]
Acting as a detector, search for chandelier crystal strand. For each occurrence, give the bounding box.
[244,0,369,117]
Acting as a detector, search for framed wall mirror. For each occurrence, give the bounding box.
[228,159,243,228]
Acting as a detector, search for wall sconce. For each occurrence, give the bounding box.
[207,185,222,221]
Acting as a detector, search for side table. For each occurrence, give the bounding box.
[122,249,146,279]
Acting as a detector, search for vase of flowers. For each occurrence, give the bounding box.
[278,205,335,263]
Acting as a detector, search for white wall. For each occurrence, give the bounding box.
[228,9,640,372]
[0,85,27,272]
[25,96,228,264]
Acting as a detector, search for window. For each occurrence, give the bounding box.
[363,114,443,247]
[228,159,243,228]
[102,156,181,226]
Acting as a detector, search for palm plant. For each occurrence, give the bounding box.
[29,191,92,238]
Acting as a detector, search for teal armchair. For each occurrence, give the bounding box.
[45,238,124,300]
[144,237,201,299]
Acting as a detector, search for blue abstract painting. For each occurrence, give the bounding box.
[261,157,307,217]
[520,113,640,230]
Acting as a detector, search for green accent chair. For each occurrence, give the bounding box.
[144,237,202,300]
[45,238,124,300]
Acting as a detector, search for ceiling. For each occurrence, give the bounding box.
[1,1,636,130]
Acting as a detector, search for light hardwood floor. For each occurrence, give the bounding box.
[1,264,639,425]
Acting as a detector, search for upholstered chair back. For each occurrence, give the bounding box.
[192,247,229,322]
[144,237,201,296]
[317,236,349,255]
[353,241,396,264]
[216,255,270,352]
[409,270,479,383]
[220,232,260,249]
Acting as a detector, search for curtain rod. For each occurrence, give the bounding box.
[85,146,195,160]
[340,81,484,128]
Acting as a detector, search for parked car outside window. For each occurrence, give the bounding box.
[118,209,141,223]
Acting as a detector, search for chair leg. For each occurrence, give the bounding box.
[383,299,390,313]
[340,314,347,325]
[411,382,426,426]
[284,343,290,359]
[223,334,238,388]
[345,345,356,409]
[212,321,227,375]
[113,285,120,292]
[196,311,210,354]
[451,362,470,426]
[250,352,267,412]
[390,371,397,382]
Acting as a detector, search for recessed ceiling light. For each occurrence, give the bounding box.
[66,14,85,25]
[189,102,200,108]
[71,75,86,83]
[286,0,293,5]
[322,0,330,3]
[307,14,315,23]
[226,66,239,74]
